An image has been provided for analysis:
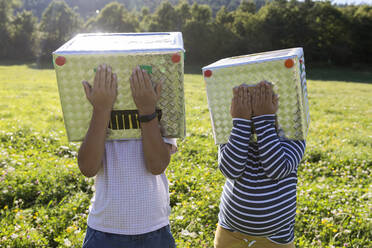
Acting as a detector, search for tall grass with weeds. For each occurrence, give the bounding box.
[0,64,371,247]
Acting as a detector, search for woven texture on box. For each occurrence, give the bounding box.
[54,52,185,142]
[205,58,309,145]
[299,56,310,138]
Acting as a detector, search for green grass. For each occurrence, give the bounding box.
[0,63,371,247]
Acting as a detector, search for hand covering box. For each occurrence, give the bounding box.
[202,47,310,145]
[53,32,185,142]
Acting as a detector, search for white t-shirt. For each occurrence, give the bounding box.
[87,138,177,235]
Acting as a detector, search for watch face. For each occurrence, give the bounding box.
[139,111,159,123]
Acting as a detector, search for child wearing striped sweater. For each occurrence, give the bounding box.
[214,81,306,248]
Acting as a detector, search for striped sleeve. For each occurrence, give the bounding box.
[218,118,252,179]
[253,115,306,180]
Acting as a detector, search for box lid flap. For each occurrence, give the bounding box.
[203,47,303,71]
[54,32,184,54]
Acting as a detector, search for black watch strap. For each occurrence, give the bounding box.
[138,111,157,122]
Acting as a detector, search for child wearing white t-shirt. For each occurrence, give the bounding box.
[78,64,177,248]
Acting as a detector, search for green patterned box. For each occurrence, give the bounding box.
[202,48,309,145]
[53,32,185,142]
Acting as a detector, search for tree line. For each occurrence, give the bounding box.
[19,0,267,19]
[1,0,371,66]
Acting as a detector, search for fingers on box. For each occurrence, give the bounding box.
[231,81,278,114]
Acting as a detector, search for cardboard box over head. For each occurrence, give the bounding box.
[202,48,310,145]
[53,32,186,142]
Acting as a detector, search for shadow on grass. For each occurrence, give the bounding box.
[185,64,204,75]
[0,59,54,70]
[307,66,372,84]
[27,62,54,70]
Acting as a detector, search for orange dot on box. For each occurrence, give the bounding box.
[56,56,66,66]
[204,70,212,77]
[285,58,294,68]
[172,53,181,63]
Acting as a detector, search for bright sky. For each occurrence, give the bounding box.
[331,0,372,3]
[299,0,372,4]
[317,0,371,4]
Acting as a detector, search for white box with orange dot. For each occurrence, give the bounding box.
[53,32,185,142]
[202,48,309,144]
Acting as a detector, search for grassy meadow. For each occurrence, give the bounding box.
[0,63,371,247]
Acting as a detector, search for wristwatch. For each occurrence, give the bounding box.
[138,111,157,123]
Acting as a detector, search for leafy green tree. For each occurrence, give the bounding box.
[231,2,269,55]
[256,1,301,50]
[190,0,241,14]
[21,0,51,19]
[148,1,178,31]
[174,0,192,30]
[216,5,234,25]
[139,6,150,22]
[304,1,351,65]
[212,6,238,59]
[348,5,372,64]
[139,6,151,31]
[139,1,187,31]
[0,0,21,58]
[189,2,213,23]
[183,3,214,63]
[238,0,256,13]
[141,0,170,13]
[10,10,38,59]
[39,0,82,61]
[145,0,192,32]
[85,2,139,33]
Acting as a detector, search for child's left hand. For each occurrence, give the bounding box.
[252,81,278,116]
[130,66,163,115]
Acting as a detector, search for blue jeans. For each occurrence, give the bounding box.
[82,225,176,248]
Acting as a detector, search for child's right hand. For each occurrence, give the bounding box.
[82,64,118,113]
[230,84,252,119]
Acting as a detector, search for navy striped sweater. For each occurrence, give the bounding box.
[218,114,306,244]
